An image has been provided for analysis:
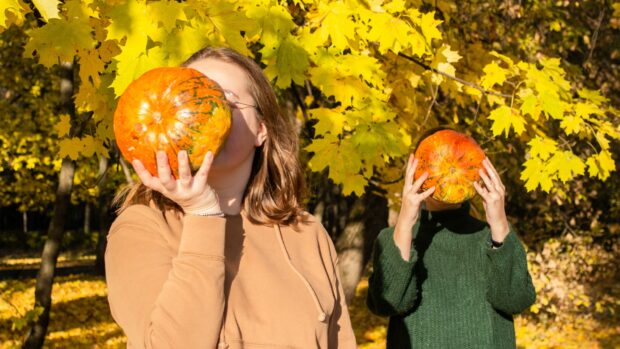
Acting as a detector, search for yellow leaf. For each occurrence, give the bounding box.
[521,157,554,192]
[418,11,442,46]
[309,107,347,135]
[310,1,356,51]
[586,151,616,180]
[148,0,187,32]
[32,0,59,21]
[520,93,541,120]
[547,151,585,183]
[0,0,28,29]
[78,49,104,87]
[488,105,525,137]
[480,61,508,90]
[528,136,557,161]
[54,114,71,137]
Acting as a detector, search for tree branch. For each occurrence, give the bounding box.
[397,52,512,99]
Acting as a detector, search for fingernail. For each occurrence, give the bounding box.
[157,151,165,160]
[180,150,187,159]
[207,151,213,160]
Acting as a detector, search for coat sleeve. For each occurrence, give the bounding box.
[366,225,419,317]
[105,204,227,349]
[318,225,357,349]
[486,224,537,315]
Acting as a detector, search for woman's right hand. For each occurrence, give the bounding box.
[393,154,435,260]
[131,150,222,215]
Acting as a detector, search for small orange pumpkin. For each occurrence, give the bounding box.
[413,130,486,204]
[114,67,232,178]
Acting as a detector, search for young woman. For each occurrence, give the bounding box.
[366,129,536,348]
[105,47,357,349]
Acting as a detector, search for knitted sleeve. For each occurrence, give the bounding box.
[366,225,419,316]
[486,225,537,315]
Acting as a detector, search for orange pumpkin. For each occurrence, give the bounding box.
[114,67,232,178]
[413,130,486,204]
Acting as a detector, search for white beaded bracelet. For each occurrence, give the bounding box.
[186,210,225,217]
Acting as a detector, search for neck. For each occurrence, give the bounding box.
[424,198,462,212]
[208,154,255,216]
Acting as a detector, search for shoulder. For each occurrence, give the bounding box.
[289,211,338,260]
[108,204,169,239]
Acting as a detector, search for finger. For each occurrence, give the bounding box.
[177,150,192,187]
[420,186,435,199]
[156,151,176,191]
[411,171,429,193]
[473,181,489,200]
[404,154,416,190]
[479,168,495,193]
[483,158,503,192]
[132,159,165,192]
[194,151,214,190]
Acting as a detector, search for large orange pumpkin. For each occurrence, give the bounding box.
[413,130,486,204]
[114,67,232,178]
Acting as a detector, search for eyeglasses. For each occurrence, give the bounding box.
[223,89,258,110]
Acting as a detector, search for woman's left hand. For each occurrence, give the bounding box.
[473,157,510,242]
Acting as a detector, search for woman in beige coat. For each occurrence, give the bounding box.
[105,47,357,349]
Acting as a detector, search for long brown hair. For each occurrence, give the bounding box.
[114,47,306,225]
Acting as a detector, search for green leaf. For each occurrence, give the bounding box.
[262,35,309,88]
[24,18,95,66]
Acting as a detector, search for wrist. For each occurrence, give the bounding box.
[489,220,509,241]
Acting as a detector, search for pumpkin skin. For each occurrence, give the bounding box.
[114,67,232,178]
[413,130,486,204]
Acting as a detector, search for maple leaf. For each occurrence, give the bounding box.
[32,0,59,22]
[480,61,508,90]
[0,0,28,29]
[586,151,616,180]
[528,136,557,161]
[310,1,356,51]
[488,105,525,137]
[547,151,585,183]
[78,49,104,87]
[54,114,71,137]
[24,18,95,67]
[262,36,309,88]
[521,157,554,192]
[309,107,347,135]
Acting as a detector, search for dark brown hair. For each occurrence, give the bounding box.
[114,47,306,225]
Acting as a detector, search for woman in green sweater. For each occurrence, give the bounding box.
[366,131,536,348]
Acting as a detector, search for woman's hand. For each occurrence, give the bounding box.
[393,154,435,260]
[473,157,509,242]
[131,150,222,216]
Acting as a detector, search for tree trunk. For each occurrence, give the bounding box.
[83,203,91,235]
[22,211,27,234]
[22,158,76,349]
[23,61,77,349]
[334,186,388,304]
[95,155,111,275]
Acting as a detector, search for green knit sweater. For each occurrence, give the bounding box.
[366,202,536,349]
